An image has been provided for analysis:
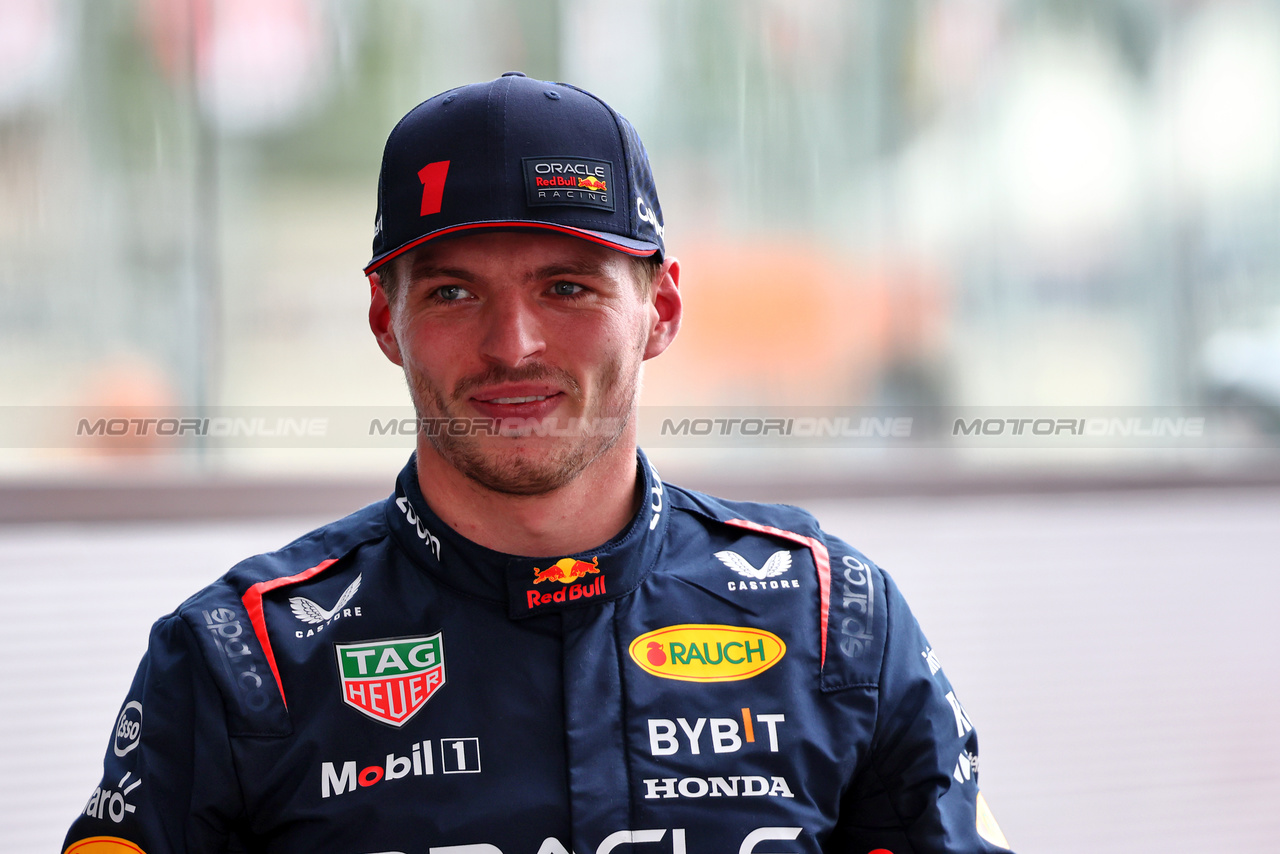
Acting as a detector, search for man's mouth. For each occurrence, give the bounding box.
[487,395,551,404]
[467,388,567,417]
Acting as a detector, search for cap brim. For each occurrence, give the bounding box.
[364,220,662,275]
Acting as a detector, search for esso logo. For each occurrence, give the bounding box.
[113,701,143,757]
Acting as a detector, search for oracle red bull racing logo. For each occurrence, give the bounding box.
[526,556,606,609]
[335,634,445,727]
[522,156,614,212]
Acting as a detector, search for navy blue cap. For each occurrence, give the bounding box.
[365,72,665,275]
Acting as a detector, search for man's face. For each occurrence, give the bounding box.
[371,231,677,496]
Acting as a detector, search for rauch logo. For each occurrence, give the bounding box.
[628,625,786,682]
[334,633,445,727]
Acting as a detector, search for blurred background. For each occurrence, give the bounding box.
[3,0,1280,851]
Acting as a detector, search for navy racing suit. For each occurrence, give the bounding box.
[64,452,1013,854]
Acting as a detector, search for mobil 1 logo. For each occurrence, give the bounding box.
[321,736,481,799]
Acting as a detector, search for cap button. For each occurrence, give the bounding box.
[501,71,527,77]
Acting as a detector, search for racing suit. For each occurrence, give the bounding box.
[64,451,1012,854]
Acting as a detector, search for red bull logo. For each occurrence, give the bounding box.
[534,176,584,189]
[526,557,605,608]
[532,556,600,584]
[577,175,607,193]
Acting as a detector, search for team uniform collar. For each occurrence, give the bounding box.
[386,449,669,619]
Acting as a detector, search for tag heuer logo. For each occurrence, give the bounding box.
[335,633,445,727]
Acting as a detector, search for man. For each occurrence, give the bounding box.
[65,72,1012,854]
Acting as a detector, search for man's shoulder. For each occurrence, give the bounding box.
[664,480,874,565]
[663,480,890,689]
[665,481,823,536]
[141,500,391,734]
[172,499,389,616]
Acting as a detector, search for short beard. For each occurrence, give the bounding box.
[404,355,639,497]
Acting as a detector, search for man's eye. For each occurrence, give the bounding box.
[433,285,473,301]
[551,282,585,297]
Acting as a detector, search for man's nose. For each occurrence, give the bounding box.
[478,294,546,367]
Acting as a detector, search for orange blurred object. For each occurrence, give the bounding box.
[643,240,950,405]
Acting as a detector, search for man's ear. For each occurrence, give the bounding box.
[643,256,682,361]
[368,273,404,367]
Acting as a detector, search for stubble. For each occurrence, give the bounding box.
[403,347,641,496]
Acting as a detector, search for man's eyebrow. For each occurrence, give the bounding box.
[404,258,610,287]
[531,259,611,280]
[407,263,477,282]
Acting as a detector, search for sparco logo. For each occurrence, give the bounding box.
[290,573,363,638]
[202,607,271,711]
[835,554,874,658]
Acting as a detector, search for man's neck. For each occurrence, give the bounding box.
[413,440,643,557]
